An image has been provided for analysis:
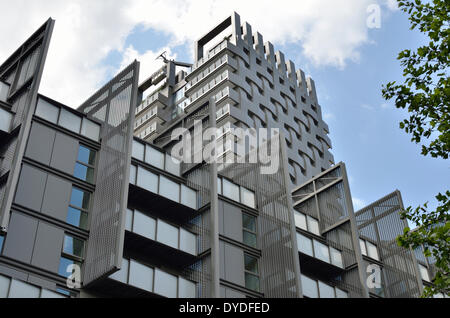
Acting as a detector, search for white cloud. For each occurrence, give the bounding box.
[352,197,367,211]
[0,0,398,107]
[361,104,375,111]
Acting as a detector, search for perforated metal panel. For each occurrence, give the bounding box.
[0,19,54,230]
[78,61,140,286]
[356,191,423,298]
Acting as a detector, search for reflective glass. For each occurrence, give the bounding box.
[222,179,240,202]
[313,240,330,263]
[74,163,95,183]
[133,210,156,241]
[181,185,197,209]
[156,220,179,249]
[307,216,320,235]
[66,207,88,230]
[180,229,196,255]
[241,187,256,208]
[360,239,367,256]
[154,269,177,298]
[178,277,196,298]
[297,233,313,257]
[110,258,129,283]
[58,257,81,278]
[63,235,85,258]
[77,146,96,165]
[294,212,307,231]
[59,109,81,133]
[129,260,153,292]
[330,247,344,268]
[81,118,100,141]
[8,280,40,298]
[137,167,158,193]
[70,187,90,210]
[132,140,145,161]
[145,146,165,170]
[159,176,180,202]
[318,281,335,298]
[165,154,181,176]
[366,241,379,261]
[35,98,59,124]
[301,275,318,298]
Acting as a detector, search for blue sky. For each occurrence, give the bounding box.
[0,0,447,214]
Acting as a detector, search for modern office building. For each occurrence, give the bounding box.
[0,13,437,298]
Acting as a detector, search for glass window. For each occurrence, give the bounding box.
[137,167,158,193]
[129,260,153,292]
[70,187,90,210]
[181,185,197,209]
[180,229,197,255]
[0,108,12,132]
[366,241,379,261]
[132,140,145,161]
[145,146,165,170]
[125,209,133,232]
[156,220,179,249]
[222,178,240,202]
[217,178,222,194]
[335,287,348,298]
[307,216,320,235]
[0,275,10,298]
[41,289,66,298]
[330,247,344,268]
[159,176,180,202]
[318,281,335,298]
[81,118,100,141]
[8,279,40,298]
[0,235,4,253]
[129,165,137,184]
[241,187,256,208]
[66,207,88,230]
[294,212,307,231]
[133,210,156,241]
[360,239,367,256]
[243,213,257,248]
[0,82,9,102]
[58,257,81,278]
[301,275,318,298]
[419,264,430,282]
[313,240,330,263]
[154,269,178,298]
[244,254,260,292]
[77,146,96,165]
[63,235,85,258]
[59,109,81,133]
[35,98,59,124]
[110,258,129,284]
[74,163,95,183]
[297,233,313,257]
[165,154,181,176]
[179,277,196,298]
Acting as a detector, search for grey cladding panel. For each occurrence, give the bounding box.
[41,174,71,222]
[224,243,245,286]
[14,164,47,212]
[31,221,64,273]
[3,212,38,263]
[50,132,78,175]
[223,201,243,242]
[25,122,56,165]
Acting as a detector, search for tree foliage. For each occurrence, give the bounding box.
[382,0,449,297]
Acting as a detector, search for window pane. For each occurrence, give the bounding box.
[0,235,4,253]
[154,269,177,298]
[63,235,85,258]
[132,140,145,161]
[125,209,133,232]
[222,179,239,202]
[366,241,379,261]
[294,212,307,231]
[217,178,222,194]
[0,275,11,298]
[74,163,95,183]
[8,279,40,298]
[77,146,96,165]
[59,109,81,133]
[419,264,430,282]
[313,240,330,263]
[129,165,137,184]
[70,187,90,210]
[133,210,156,241]
[58,257,81,278]
[66,207,88,230]
[180,229,196,255]
[0,108,12,132]
[245,273,260,292]
[165,154,181,176]
[81,118,100,141]
[159,176,180,202]
[335,288,348,298]
[318,281,335,298]
[145,146,165,170]
[35,98,59,124]
[244,255,258,274]
[301,275,318,298]
[129,260,153,292]
[242,214,256,232]
[243,231,257,248]
[137,167,158,193]
[307,216,320,235]
[41,289,66,298]
[110,258,129,283]
[156,220,179,249]
[297,233,313,257]
[240,187,256,208]
[330,247,344,268]
[179,277,196,298]
[181,185,197,209]
[360,239,367,256]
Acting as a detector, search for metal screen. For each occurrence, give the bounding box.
[78,61,140,286]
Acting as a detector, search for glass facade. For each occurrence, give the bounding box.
[243,214,257,248]
[74,145,96,183]
[244,254,260,292]
[67,187,90,230]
